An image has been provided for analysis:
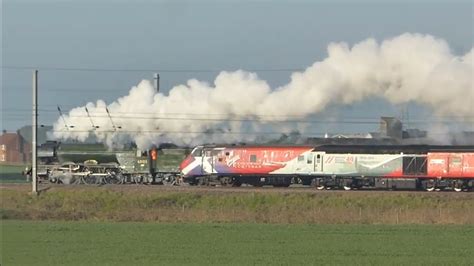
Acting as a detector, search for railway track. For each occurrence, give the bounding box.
[2,183,472,194]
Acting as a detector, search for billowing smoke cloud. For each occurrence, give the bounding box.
[53,33,474,149]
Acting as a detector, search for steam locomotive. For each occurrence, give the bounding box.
[179,144,474,191]
[33,141,188,185]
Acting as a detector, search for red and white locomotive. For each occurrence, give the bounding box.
[179,144,474,191]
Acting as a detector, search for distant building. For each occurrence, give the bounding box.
[380,116,403,139]
[0,131,31,164]
[403,128,427,139]
[308,116,474,145]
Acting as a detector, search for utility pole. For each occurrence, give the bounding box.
[154,73,160,92]
[32,70,38,195]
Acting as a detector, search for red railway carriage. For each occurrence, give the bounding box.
[427,152,474,178]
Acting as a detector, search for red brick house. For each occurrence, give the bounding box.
[0,131,31,164]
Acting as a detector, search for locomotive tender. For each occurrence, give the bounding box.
[179,144,474,191]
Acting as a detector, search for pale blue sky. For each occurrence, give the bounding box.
[1,0,473,133]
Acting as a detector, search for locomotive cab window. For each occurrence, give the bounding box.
[250,154,257,163]
[298,155,304,162]
[191,147,203,156]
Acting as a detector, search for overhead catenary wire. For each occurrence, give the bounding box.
[1,66,304,73]
[49,128,471,137]
[2,106,474,121]
[56,114,474,125]
[2,109,474,125]
[4,107,474,122]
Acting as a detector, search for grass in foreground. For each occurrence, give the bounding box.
[2,186,474,224]
[1,221,473,266]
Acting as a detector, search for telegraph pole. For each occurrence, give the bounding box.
[32,70,38,195]
[154,73,160,92]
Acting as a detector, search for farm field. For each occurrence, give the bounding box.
[1,220,473,266]
[0,164,27,183]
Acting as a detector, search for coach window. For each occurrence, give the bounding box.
[250,154,257,163]
[316,154,321,163]
[298,155,304,162]
[451,156,462,164]
[307,155,312,164]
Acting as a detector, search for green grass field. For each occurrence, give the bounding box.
[0,164,28,183]
[1,220,473,265]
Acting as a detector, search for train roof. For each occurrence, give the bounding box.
[200,144,314,149]
[199,144,474,154]
[312,145,474,154]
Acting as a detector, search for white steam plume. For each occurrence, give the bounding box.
[53,33,474,149]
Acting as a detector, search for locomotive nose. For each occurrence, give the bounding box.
[179,155,195,174]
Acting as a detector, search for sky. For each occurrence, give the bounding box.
[1,0,473,139]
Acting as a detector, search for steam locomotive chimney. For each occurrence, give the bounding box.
[154,73,160,92]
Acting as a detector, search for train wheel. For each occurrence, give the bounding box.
[311,178,325,190]
[132,175,142,184]
[425,179,436,192]
[104,169,120,185]
[342,179,353,191]
[82,175,96,185]
[106,175,121,185]
[219,176,233,186]
[198,177,209,186]
[162,178,175,186]
[232,181,242,187]
[453,181,463,192]
[146,176,154,184]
